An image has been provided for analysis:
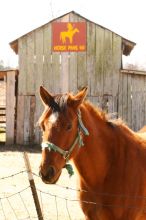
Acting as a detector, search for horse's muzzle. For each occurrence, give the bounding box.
[39,166,61,184]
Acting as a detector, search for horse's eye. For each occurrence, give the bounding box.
[66,123,72,131]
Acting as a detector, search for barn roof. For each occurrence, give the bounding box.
[10,11,136,56]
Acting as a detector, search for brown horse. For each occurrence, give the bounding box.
[39,86,146,220]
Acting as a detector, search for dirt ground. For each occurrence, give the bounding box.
[0,145,84,220]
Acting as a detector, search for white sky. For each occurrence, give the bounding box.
[0,0,146,69]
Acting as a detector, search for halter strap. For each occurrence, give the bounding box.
[77,109,89,136]
[42,129,81,161]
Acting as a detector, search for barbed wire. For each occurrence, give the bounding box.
[0,170,27,181]
[1,169,146,220]
[2,170,146,200]
[32,172,146,200]
[36,187,146,211]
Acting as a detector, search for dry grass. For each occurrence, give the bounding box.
[0,146,84,220]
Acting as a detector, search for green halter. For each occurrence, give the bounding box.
[41,110,89,177]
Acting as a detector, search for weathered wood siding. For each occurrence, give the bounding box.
[6,71,16,145]
[118,70,146,131]
[16,12,123,144]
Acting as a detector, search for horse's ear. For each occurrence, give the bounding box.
[39,86,54,107]
[68,87,88,108]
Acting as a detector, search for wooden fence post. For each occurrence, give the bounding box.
[23,152,44,220]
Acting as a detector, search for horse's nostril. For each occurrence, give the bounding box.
[48,166,55,178]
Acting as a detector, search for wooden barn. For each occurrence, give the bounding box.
[8,11,146,145]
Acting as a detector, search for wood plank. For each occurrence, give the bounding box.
[29,96,36,144]
[77,52,87,90]
[18,36,27,95]
[23,95,36,145]
[103,29,113,95]
[50,16,61,94]
[69,52,77,93]
[52,52,61,93]
[26,31,35,94]
[121,69,146,76]
[122,73,128,123]
[112,34,122,96]
[131,75,138,131]
[23,96,31,144]
[93,26,104,96]
[87,21,96,96]
[6,71,16,145]
[33,27,44,144]
[77,14,87,90]
[43,23,53,92]
[60,14,69,93]
[118,72,123,119]
[34,27,44,92]
[0,114,5,116]
[16,96,25,144]
[127,74,132,128]
[107,95,114,115]
[68,13,78,93]
[34,95,42,144]
[137,75,145,130]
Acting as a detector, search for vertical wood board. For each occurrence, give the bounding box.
[26,32,35,94]
[18,36,27,95]
[60,14,70,93]
[87,21,96,95]
[6,72,16,145]
[93,26,104,96]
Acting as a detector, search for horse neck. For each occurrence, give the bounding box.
[72,103,115,188]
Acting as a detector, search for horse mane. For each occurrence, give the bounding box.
[39,93,132,136]
[82,100,134,135]
[83,101,108,122]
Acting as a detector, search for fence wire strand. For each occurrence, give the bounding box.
[66,199,71,220]
[1,169,146,219]
[0,170,27,181]
[0,198,6,220]
[19,192,31,219]
[7,197,19,220]
[32,172,146,200]
[54,196,59,220]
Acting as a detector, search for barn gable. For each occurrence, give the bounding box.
[10,11,135,56]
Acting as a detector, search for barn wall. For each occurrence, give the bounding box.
[118,70,146,131]
[16,12,122,145]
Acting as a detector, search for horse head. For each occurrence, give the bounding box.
[39,86,88,184]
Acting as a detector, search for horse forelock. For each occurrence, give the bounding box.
[53,94,68,113]
[38,94,69,128]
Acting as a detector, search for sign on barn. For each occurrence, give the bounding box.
[52,22,86,52]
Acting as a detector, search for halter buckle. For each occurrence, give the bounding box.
[63,152,70,161]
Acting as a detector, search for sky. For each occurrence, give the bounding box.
[0,0,146,69]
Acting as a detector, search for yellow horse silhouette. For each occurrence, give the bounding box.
[60,23,79,44]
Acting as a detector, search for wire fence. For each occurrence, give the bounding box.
[1,155,146,220]
[0,168,84,220]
